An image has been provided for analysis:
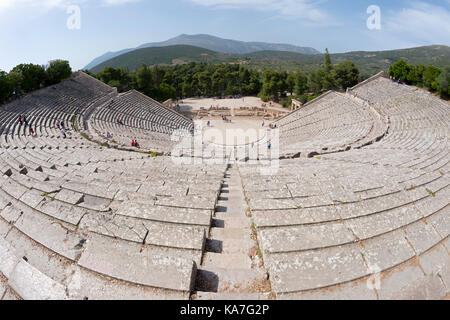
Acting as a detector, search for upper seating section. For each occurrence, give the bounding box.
[273,91,378,157]
[349,74,416,105]
[2,72,115,115]
[88,90,194,153]
[0,72,194,154]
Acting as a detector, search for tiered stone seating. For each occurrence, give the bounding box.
[87,90,194,154]
[0,73,226,300]
[0,70,448,300]
[238,73,449,299]
[272,91,384,158]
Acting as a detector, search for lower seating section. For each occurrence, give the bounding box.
[239,160,449,299]
[0,73,224,300]
[239,74,449,299]
[0,142,225,299]
[88,90,194,154]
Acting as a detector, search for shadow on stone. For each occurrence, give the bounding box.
[215,206,227,213]
[195,270,219,293]
[212,219,225,228]
[205,238,223,253]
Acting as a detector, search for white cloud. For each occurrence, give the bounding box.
[101,0,140,5]
[188,0,334,25]
[0,0,139,13]
[383,1,450,45]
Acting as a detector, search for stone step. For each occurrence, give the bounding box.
[214,213,251,228]
[195,267,267,293]
[79,211,207,250]
[0,238,68,300]
[11,207,85,261]
[77,233,198,293]
[210,227,252,241]
[195,292,264,300]
[202,252,252,270]
[112,201,212,227]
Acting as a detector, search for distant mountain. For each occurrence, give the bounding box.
[90,45,240,74]
[245,45,450,74]
[89,44,450,76]
[84,34,320,70]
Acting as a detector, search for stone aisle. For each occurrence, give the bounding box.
[193,164,273,300]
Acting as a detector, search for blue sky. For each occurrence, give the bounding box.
[0,0,449,72]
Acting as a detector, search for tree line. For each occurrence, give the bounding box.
[0,60,72,105]
[389,60,449,99]
[88,49,362,106]
[1,55,447,108]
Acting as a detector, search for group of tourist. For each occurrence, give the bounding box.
[389,76,405,85]
[17,114,72,139]
[221,116,231,123]
[17,114,35,136]
[131,139,140,148]
[56,121,66,138]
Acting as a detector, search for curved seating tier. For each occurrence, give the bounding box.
[88,90,194,154]
[0,73,225,300]
[272,91,387,158]
[239,74,449,299]
[0,71,448,300]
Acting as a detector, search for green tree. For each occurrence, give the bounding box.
[436,66,449,98]
[135,64,154,95]
[11,63,46,93]
[308,69,324,95]
[286,73,296,95]
[333,61,360,90]
[107,80,121,90]
[246,70,262,95]
[152,66,165,87]
[0,71,13,103]
[324,48,333,73]
[423,65,441,91]
[182,82,195,97]
[294,71,308,95]
[45,60,72,85]
[7,71,24,96]
[212,67,228,96]
[97,67,121,85]
[388,60,410,81]
[260,70,283,101]
[154,83,177,101]
[196,71,211,96]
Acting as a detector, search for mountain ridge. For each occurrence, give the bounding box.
[84,34,320,70]
[88,44,450,76]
